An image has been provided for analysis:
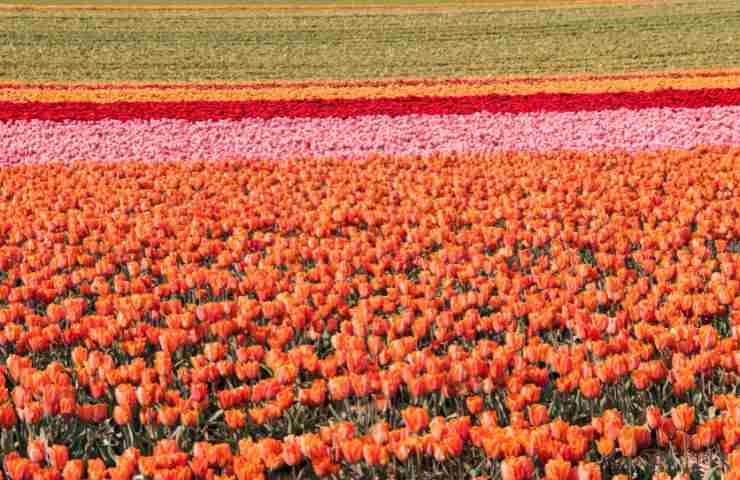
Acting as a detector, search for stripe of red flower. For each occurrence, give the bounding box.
[3,87,740,121]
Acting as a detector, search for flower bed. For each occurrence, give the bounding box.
[3,2,740,473]
[0,146,738,479]
[5,87,740,122]
[4,72,740,165]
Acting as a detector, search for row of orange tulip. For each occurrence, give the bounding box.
[2,397,737,480]
[0,148,739,478]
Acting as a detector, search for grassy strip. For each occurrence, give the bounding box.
[0,0,675,8]
[0,0,739,82]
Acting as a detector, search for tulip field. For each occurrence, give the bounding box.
[1,1,740,479]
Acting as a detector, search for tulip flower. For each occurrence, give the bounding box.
[671,404,695,432]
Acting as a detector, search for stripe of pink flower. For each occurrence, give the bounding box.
[2,106,740,165]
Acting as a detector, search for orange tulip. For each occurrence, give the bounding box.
[579,377,602,399]
[113,405,132,425]
[5,456,31,480]
[596,435,614,457]
[27,439,45,463]
[87,458,106,480]
[401,406,430,434]
[545,458,573,480]
[157,406,179,428]
[328,376,351,401]
[362,443,388,466]
[477,410,497,429]
[340,438,363,464]
[370,422,389,445]
[61,459,84,480]
[466,395,484,415]
[672,369,695,395]
[501,456,534,480]
[282,436,304,466]
[671,404,695,432]
[617,427,639,457]
[528,403,549,426]
[0,404,17,428]
[444,431,464,457]
[225,409,246,429]
[576,462,602,480]
[646,406,663,429]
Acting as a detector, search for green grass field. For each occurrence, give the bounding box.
[1,0,738,82]
[0,0,680,7]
